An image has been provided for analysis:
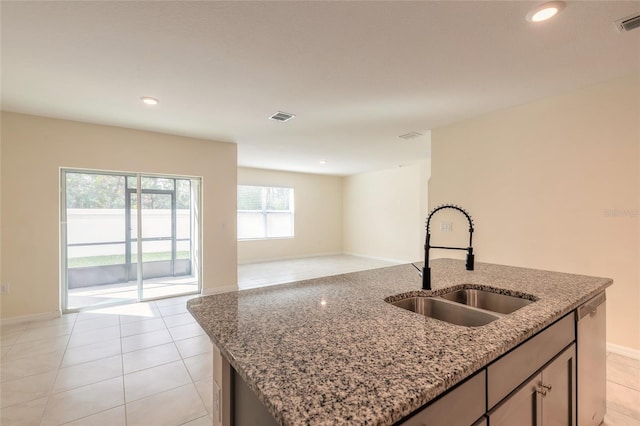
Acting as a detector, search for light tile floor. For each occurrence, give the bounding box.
[604,354,640,425]
[68,276,199,311]
[238,254,399,289]
[1,255,639,425]
[1,295,213,426]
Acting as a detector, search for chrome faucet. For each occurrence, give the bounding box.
[422,205,475,290]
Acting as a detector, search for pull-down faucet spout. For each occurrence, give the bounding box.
[422,205,475,290]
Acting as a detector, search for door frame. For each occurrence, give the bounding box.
[60,167,203,312]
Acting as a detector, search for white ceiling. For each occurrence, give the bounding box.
[2,1,639,176]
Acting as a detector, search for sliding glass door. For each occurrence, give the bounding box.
[61,170,201,311]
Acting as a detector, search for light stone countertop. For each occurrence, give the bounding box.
[187,258,612,426]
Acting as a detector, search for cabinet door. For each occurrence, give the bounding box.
[541,344,576,426]
[488,373,542,426]
[487,314,574,408]
[472,417,487,426]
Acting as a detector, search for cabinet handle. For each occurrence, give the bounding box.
[536,387,547,396]
[541,384,552,391]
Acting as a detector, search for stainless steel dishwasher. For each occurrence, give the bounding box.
[577,292,607,426]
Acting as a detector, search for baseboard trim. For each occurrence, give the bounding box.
[0,310,62,326]
[202,285,238,296]
[607,342,640,360]
[342,252,409,265]
[238,251,344,265]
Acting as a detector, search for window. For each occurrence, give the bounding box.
[237,185,294,240]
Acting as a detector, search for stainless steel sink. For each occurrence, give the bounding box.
[439,289,533,314]
[390,297,500,327]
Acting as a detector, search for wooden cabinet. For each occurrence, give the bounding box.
[487,314,575,408]
[212,346,232,426]
[400,371,486,426]
[488,372,542,426]
[542,345,576,426]
[472,417,487,426]
[489,344,576,426]
[214,313,579,426]
[398,313,576,426]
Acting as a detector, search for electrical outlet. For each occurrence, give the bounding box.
[440,222,453,232]
[0,283,9,294]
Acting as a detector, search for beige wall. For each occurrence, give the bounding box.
[1,112,238,319]
[430,73,640,350]
[237,167,343,263]
[343,160,430,263]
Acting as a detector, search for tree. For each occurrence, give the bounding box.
[66,173,192,209]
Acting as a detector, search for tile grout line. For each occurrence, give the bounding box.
[119,312,129,426]
[120,301,201,415]
[607,377,640,393]
[38,314,78,426]
[162,300,211,425]
[607,380,640,393]
[605,405,640,422]
[42,314,121,426]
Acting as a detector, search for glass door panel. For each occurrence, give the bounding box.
[176,179,192,263]
[63,170,201,311]
[64,172,137,310]
[127,191,140,297]
[140,192,172,299]
[139,177,198,300]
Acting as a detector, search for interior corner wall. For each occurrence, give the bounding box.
[342,160,430,263]
[429,73,640,351]
[0,112,238,319]
[237,167,343,263]
[0,116,3,304]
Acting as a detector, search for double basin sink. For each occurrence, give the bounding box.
[389,288,534,327]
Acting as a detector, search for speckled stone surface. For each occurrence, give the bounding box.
[187,259,611,426]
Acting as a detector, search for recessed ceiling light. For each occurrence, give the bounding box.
[140,96,159,105]
[526,1,565,23]
[319,160,327,165]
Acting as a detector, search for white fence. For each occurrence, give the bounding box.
[66,209,191,258]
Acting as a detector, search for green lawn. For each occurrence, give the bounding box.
[69,251,190,268]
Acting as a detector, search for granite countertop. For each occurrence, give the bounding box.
[187,259,612,426]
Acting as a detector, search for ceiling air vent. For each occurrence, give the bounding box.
[615,12,640,32]
[269,111,295,122]
[398,131,423,140]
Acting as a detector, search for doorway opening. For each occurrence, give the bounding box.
[61,170,202,311]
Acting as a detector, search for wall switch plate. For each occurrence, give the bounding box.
[0,283,9,294]
[440,222,453,232]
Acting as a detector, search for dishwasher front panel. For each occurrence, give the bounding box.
[577,292,607,426]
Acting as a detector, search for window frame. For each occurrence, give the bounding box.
[60,167,203,312]
[237,185,295,240]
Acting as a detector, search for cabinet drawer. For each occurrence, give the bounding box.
[401,370,486,426]
[487,313,574,408]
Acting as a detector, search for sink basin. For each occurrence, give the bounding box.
[439,289,533,314]
[390,297,500,327]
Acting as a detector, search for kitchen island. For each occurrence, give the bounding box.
[187,259,611,426]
